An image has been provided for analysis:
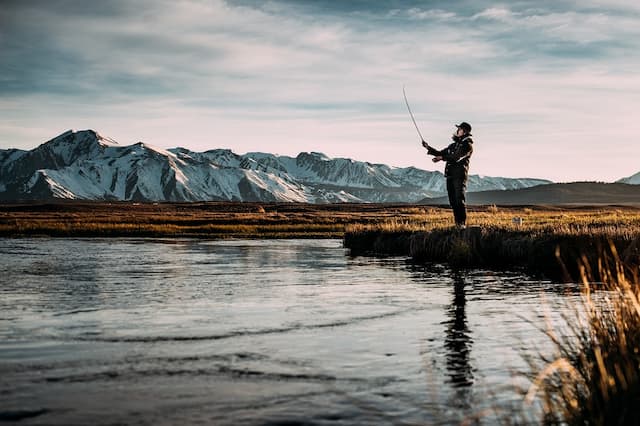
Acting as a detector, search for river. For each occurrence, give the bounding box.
[0,239,579,425]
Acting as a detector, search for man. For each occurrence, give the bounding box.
[422,122,474,229]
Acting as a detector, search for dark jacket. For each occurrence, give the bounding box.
[427,135,473,179]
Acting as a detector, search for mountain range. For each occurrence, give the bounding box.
[1,129,637,204]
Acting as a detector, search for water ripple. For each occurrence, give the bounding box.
[0,238,577,425]
[69,308,418,343]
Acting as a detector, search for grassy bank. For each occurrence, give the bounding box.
[344,206,640,281]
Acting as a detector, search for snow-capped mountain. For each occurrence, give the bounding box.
[0,129,552,203]
[617,171,640,185]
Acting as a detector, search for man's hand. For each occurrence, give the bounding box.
[421,140,429,149]
[432,156,443,163]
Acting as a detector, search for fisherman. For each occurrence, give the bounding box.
[423,122,474,229]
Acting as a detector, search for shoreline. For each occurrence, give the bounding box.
[344,226,640,282]
[2,202,640,281]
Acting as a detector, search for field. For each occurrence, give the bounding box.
[2,202,640,238]
[0,201,435,238]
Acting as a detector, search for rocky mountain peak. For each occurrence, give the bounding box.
[0,129,558,203]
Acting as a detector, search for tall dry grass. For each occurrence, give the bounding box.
[3,204,640,242]
[0,202,440,238]
[346,207,640,237]
[524,243,640,425]
[345,207,640,281]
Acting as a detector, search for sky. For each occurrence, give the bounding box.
[1,0,639,182]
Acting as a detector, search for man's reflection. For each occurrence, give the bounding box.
[444,273,474,394]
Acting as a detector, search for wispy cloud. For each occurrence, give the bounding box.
[1,0,639,181]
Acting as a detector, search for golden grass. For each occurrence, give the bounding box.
[346,207,640,237]
[0,202,437,238]
[344,206,640,281]
[523,244,640,425]
[2,203,640,242]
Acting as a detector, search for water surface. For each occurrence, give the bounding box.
[0,239,578,425]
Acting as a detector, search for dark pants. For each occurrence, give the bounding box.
[446,177,467,226]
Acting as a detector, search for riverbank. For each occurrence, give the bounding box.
[344,214,640,281]
[2,202,640,281]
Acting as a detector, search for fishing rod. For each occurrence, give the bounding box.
[402,86,430,149]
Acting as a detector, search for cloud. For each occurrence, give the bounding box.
[403,8,459,21]
[472,7,515,21]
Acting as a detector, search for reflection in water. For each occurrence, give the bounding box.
[444,273,474,407]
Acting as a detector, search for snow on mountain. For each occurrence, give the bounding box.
[0,129,553,203]
[617,171,640,185]
[0,148,28,166]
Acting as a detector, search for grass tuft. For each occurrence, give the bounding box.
[524,243,640,425]
[345,206,640,280]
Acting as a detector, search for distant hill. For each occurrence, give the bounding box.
[617,171,640,185]
[0,129,551,203]
[421,182,640,205]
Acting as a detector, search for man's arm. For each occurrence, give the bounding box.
[440,141,472,163]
